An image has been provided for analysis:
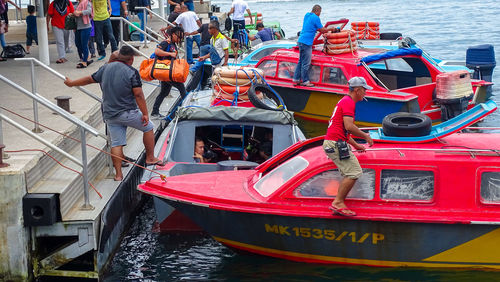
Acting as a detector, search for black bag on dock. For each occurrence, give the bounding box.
[1,44,26,58]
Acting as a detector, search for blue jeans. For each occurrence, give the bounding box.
[293,42,313,83]
[185,34,201,64]
[0,33,5,48]
[190,44,222,72]
[75,27,91,62]
[94,18,118,56]
[232,19,246,39]
[184,1,194,11]
[137,11,146,41]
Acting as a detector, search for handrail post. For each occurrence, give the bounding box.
[119,18,124,48]
[79,127,94,210]
[0,108,9,160]
[30,60,43,133]
[143,7,148,48]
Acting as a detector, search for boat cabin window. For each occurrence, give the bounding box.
[368,57,432,90]
[294,169,375,199]
[254,156,309,197]
[194,125,274,164]
[480,171,500,203]
[278,61,296,79]
[322,67,348,85]
[250,47,282,62]
[380,169,434,200]
[259,60,277,77]
[277,61,320,82]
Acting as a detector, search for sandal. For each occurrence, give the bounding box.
[56,58,67,64]
[0,57,6,62]
[86,59,93,66]
[76,62,87,68]
[301,82,314,87]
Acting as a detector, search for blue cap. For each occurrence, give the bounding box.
[210,16,219,22]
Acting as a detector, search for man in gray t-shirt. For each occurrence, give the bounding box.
[64,46,165,181]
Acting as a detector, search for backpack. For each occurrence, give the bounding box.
[1,44,26,58]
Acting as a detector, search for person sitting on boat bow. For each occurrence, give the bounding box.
[324,77,374,216]
[191,21,229,71]
[293,4,339,87]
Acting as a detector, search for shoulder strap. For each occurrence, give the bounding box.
[150,57,157,80]
[169,58,174,82]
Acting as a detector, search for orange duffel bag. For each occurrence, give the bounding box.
[139,57,190,83]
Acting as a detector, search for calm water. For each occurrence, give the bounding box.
[105,0,500,280]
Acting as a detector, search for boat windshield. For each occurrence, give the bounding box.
[254,156,309,197]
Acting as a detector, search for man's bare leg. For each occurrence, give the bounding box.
[111,146,124,181]
[331,177,357,215]
[143,130,161,164]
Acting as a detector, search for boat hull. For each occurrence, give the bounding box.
[271,85,423,125]
[167,199,500,269]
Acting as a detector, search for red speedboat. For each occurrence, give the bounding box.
[139,126,500,268]
[254,31,493,125]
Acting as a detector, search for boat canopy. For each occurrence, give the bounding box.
[176,106,295,125]
[359,48,423,65]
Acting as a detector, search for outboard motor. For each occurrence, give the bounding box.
[466,44,496,100]
[435,70,474,121]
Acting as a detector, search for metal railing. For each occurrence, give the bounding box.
[0,74,101,209]
[15,57,103,132]
[111,16,163,59]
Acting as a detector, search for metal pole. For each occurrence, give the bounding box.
[143,7,148,47]
[80,127,94,210]
[119,18,124,48]
[159,0,165,19]
[30,60,43,133]
[0,109,9,160]
[35,0,50,65]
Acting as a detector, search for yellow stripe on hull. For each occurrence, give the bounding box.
[213,236,500,269]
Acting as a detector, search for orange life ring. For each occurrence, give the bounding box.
[325,42,358,50]
[324,30,356,40]
[214,84,251,95]
[351,22,379,27]
[327,37,356,45]
[213,75,254,86]
[324,47,358,55]
[214,67,263,79]
[352,26,380,32]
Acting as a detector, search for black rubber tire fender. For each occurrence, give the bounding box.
[379,32,403,40]
[248,83,285,111]
[382,112,432,137]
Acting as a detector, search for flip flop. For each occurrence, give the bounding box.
[76,63,87,68]
[329,206,357,216]
[301,82,314,87]
[146,159,167,166]
[87,59,93,66]
[124,156,136,162]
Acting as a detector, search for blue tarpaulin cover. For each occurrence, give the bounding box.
[359,48,423,65]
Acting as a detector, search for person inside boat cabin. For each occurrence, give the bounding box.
[323,77,373,216]
[64,46,166,181]
[293,4,338,87]
[194,137,207,163]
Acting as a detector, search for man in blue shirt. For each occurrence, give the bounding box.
[293,5,336,87]
[249,22,281,42]
[110,0,128,43]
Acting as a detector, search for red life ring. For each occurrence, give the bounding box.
[351,22,379,27]
[325,42,358,50]
[214,84,251,95]
[324,30,356,40]
[324,47,358,55]
[327,37,354,44]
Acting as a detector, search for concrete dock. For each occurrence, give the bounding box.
[0,10,190,281]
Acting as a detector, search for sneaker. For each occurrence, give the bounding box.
[151,113,165,119]
[97,55,106,61]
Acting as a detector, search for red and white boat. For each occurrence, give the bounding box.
[139,104,500,268]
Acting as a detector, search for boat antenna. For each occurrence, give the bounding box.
[361,61,391,92]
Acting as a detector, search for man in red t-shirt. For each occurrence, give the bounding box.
[323,77,374,216]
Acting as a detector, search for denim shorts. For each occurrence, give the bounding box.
[106,109,154,147]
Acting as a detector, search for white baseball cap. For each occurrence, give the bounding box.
[348,77,373,90]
